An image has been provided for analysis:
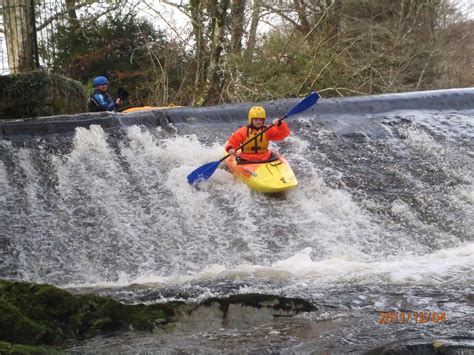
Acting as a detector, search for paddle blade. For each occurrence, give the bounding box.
[286,92,319,117]
[187,160,220,185]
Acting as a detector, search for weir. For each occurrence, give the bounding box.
[1,88,473,139]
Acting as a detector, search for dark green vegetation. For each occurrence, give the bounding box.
[0,280,174,348]
[46,14,189,108]
[0,72,87,119]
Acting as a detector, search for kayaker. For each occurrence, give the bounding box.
[88,76,122,112]
[225,106,290,162]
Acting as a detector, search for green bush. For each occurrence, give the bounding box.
[0,71,87,119]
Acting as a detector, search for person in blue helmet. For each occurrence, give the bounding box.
[88,76,122,112]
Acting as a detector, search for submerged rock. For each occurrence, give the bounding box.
[366,339,474,354]
[173,293,317,332]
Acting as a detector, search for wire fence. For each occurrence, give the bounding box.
[1,0,65,74]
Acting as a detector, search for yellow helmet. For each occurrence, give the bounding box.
[248,106,266,125]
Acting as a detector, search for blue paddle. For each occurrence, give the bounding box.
[187,91,320,185]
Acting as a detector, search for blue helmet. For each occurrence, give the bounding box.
[93,76,109,87]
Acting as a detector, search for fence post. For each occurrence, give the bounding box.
[3,0,36,73]
[30,0,40,69]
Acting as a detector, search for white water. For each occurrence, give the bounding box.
[2,122,470,294]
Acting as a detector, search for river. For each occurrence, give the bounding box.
[1,89,473,353]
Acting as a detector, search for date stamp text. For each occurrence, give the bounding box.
[378,311,446,324]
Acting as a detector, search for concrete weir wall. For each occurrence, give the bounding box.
[0,88,473,140]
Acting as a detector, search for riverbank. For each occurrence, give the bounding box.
[0,279,315,353]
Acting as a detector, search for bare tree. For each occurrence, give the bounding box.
[230,0,246,54]
[245,0,260,58]
[188,0,207,104]
[166,0,232,104]
[201,0,230,104]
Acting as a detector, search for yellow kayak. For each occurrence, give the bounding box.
[122,104,180,113]
[225,152,298,193]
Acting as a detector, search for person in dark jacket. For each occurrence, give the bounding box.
[88,76,122,112]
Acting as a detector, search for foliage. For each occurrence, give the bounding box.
[2,0,473,107]
[0,71,87,119]
[228,29,348,101]
[236,0,472,99]
[336,0,440,94]
[41,12,192,107]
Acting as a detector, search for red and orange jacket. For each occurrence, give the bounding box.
[225,121,290,161]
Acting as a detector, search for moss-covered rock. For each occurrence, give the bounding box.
[0,71,87,119]
[0,341,63,355]
[0,280,173,347]
[0,279,318,351]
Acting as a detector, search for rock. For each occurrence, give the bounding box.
[0,280,173,346]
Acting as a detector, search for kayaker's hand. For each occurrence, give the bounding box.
[273,118,282,126]
[228,148,237,156]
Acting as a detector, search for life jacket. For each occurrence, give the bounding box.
[88,98,101,112]
[88,90,115,112]
[241,126,269,154]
